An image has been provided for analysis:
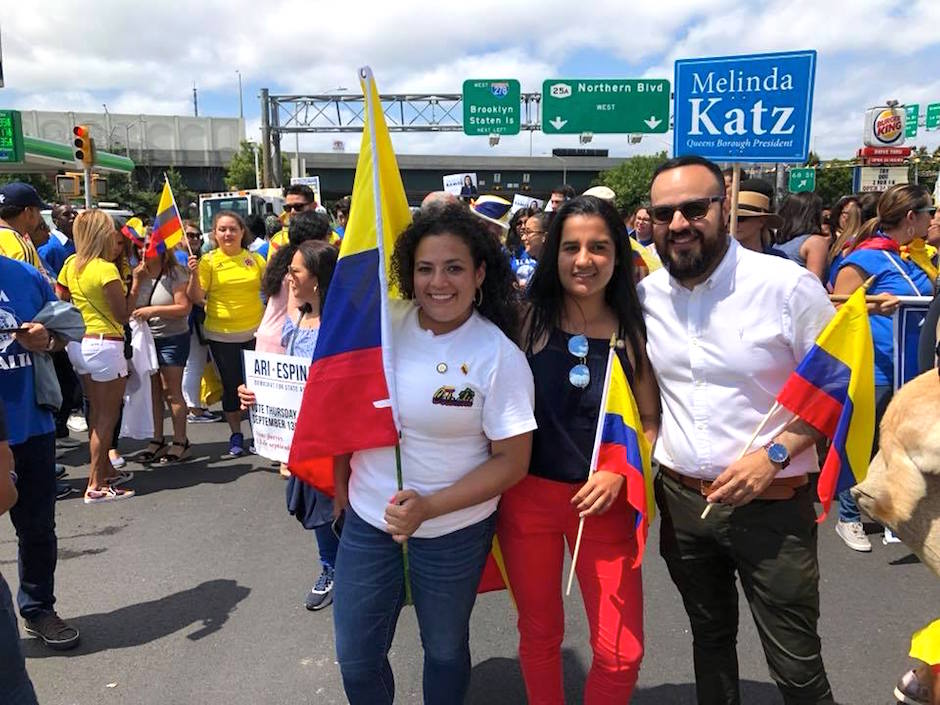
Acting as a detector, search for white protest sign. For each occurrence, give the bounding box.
[243,350,311,462]
[443,172,478,198]
[510,194,544,214]
[290,175,322,205]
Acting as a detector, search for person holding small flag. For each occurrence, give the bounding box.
[497,195,660,704]
[640,155,838,705]
[829,183,936,551]
[186,211,265,459]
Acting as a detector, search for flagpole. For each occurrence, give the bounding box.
[566,335,617,597]
[700,402,792,519]
[163,171,194,256]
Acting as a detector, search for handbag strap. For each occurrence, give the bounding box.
[881,251,921,296]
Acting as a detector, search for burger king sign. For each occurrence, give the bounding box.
[864,105,906,147]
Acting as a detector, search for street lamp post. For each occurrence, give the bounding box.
[236,70,244,120]
[102,103,112,151]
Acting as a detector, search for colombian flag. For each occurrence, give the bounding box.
[775,285,875,521]
[629,238,661,282]
[121,217,145,248]
[146,177,184,258]
[288,67,410,491]
[595,344,655,565]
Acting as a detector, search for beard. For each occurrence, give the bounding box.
[655,220,729,281]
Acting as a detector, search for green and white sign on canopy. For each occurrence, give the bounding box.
[541,79,670,134]
[462,79,521,136]
[905,104,919,138]
[788,167,815,193]
[927,103,940,130]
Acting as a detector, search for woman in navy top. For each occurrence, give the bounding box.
[831,184,935,550]
[497,196,660,704]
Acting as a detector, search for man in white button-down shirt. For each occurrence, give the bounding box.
[638,155,837,705]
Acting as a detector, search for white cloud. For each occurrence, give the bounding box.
[1,0,938,158]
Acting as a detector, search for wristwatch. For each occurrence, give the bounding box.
[764,441,790,469]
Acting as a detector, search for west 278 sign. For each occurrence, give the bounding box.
[673,50,817,163]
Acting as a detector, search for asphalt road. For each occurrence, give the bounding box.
[2,420,937,705]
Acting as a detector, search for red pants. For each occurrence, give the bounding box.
[497,474,644,705]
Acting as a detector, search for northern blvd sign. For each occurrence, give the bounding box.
[673,50,817,163]
[462,79,521,136]
[540,79,670,134]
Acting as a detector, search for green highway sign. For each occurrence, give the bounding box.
[0,110,24,164]
[541,79,670,134]
[927,103,940,130]
[905,104,919,138]
[788,167,816,193]
[462,79,521,136]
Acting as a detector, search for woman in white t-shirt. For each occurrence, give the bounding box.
[331,204,537,705]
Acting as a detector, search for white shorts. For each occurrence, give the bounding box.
[67,337,128,382]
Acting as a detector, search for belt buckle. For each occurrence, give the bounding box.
[699,478,709,496]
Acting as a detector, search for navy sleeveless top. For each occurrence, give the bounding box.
[528,328,635,484]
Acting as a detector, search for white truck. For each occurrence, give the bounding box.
[198,188,285,234]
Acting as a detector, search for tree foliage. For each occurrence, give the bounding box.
[0,173,56,202]
[594,152,669,213]
[225,141,258,190]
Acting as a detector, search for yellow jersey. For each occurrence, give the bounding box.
[198,248,266,336]
[0,227,44,273]
[57,255,124,336]
[266,228,340,260]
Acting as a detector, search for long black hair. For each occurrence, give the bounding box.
[775,192,823,244]
[262,211,332,297]
[391,203,519,341]
[524,195,646,371]
[294,240,338,316]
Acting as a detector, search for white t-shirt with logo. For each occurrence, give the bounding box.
[349,300,536,539]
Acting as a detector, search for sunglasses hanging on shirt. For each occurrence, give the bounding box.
[568,334,590,389]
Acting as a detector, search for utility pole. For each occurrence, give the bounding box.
[260,88,272,188]
[236,70,244,119]
[193,83,198,117]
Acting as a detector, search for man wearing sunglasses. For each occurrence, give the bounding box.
[638,155,838,705]
[268,184,319,259]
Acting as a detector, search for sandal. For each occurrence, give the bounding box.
[155,440,191,465]
[136,439,167,464]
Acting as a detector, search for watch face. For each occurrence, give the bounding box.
[768,443,789,464]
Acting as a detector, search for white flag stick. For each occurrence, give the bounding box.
[700,401,789,519]
[566,337,616,597]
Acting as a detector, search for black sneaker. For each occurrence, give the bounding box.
[24,611,80,650]
[304,566,334,611]
[55,464,68,479]
[55,482,75,500]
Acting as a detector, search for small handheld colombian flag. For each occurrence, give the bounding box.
[288,66,411,493]
[566,336,654,594]
[120,217,145,248]
[146,176,185,259]
[775,284,875,521]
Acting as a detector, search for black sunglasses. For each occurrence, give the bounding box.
[283,203,311,212]
[651,196,724,225]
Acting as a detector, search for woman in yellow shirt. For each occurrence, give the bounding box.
[56,210,141,504]
[187,211,265,458]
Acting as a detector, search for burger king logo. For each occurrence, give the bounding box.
[873,109,904,145]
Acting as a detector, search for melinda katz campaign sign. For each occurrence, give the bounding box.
[673,50,817,163]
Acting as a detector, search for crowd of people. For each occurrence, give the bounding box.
[0,154,938,704]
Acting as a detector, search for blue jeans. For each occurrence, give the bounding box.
[838,384,893,523]
[9,433,57,618]
[333,508,496,705]
[0,572,39,705]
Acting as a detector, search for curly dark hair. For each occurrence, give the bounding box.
[262,211,332,298]
[524,196,646,371]
[391,203,519,340]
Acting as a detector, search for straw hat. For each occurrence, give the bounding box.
[736,190,783,229]
[582,185,616,202]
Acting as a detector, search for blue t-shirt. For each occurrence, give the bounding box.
[0,258,56,445]
[838,244,933,386]
[509,249,537,286]
[37,236,69,277]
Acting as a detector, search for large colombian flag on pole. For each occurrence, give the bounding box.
[594,344,655,565]
[775,284,875,521]
[288,66,410,492]
[146,176,185,258]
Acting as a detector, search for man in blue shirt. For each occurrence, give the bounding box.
[0,257,81,650]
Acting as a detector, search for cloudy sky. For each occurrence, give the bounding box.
[3,0,939,159]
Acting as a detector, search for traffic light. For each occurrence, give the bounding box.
[72,125,94,166]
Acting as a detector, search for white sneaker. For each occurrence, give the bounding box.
[835,520,872,552]
[883,527,903,545]
[66,413,87,433]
